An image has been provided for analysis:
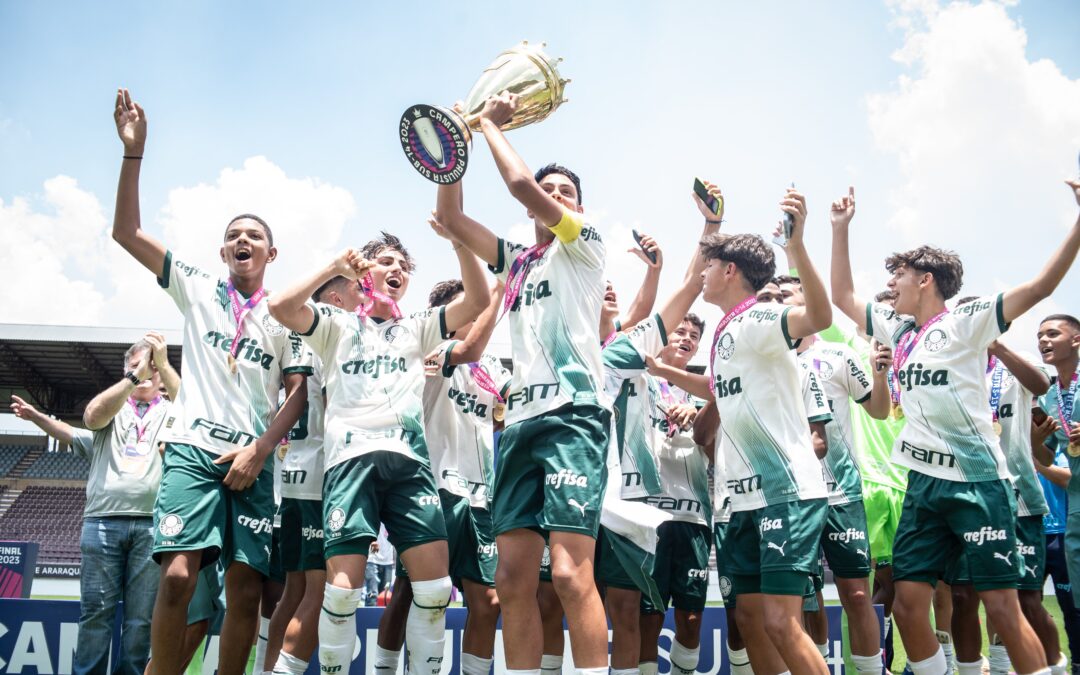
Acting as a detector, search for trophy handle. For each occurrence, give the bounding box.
[399,104,473,184]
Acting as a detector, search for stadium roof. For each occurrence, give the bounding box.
[0,323,182,421]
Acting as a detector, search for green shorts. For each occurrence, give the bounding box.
[596,526,637,590]
[894,473,1018,591]
[492,403,611,538]
[398,491,497,587]
[187,562,224,625]
[713,522,736,608]
[280,498,325,572]
[322,451,447,559]
[821,500,872,578]
[641,521,711,614]
[946,514,1045,590]
[154,443,275,576]
[863,482,905,564]
[539,544,552,582]
[268,525,285,583]
[1065,513,1080,607]
[724,498,828,596]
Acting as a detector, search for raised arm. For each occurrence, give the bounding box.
[83,350,154,430]
[780,188,832,338]
[645,355,713,401]
[620,232,663,330]
[1001,180,1080,324]
[267,249,372,334]
[656,185,725,332]
[478,93,569,229]
[447,281,505,366]
[111,88,167,276]
[10,396,77,445]
[145,331,181,400]
[989,340,1051,397]
[435,176,501,268]
[829,187,869,330]
[430,214,488,334]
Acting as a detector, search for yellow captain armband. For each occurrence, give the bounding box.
[548,210,584,243]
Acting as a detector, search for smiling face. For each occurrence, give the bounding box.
[368,247,411,302]
[886,264,927,316]
[220,218,276,279]
[1037,319,1080,367]
[602,280,619,319]
[660,319,702,369]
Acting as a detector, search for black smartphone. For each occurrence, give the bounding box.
[632,229,657,264]
[773,182,796,246]
[1032,405,1049,425]
[694,178,721,216]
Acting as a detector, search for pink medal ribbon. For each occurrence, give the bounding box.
[708,296,758,385]
[226,281,267,369]
[890,309,949,406]
[657,380,687,438]
[500,241,553,320]
[601,330,618,349]
[468,363,505,403]
[127,395,162,445]
[356,273,402,321]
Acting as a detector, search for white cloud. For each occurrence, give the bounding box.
[866,0,1080,351]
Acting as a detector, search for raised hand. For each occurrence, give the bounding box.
[429,211,459,244]
[780,187,808,245]
[692,180,724,222]
[113,88,147,154]
[1067,179,1080,208]
[9,395,40,421]
[830,186,856,229]
[479,91,518,128]
[332,248,373,281]
[144,331,168,371]
[132,349,154,382]
[628,231,662,269]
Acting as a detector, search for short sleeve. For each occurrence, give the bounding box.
[482,353,513,395]
[157,250,217,314]
[556,216,605,270]
[952,294,1009,349]
[436,340,460,379]
[413,306,449,354]
[70,429,96,459]
[865,302,911,346]
[487,238,528,284]
[802,368,833,424]
[282,333,315,376]
[739,305,798,357]
[300,302,347,366]
[839,345,874,404]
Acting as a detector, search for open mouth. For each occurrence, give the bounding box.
[677,344,692,352]
[386,277,402,290]
[235,250,252,261]
[604,292,617,303]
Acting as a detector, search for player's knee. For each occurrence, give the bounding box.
[158,562,198,604]
[675,614,701,645]
[550,559,593,600]
[470,590,500,624]
[411,576,452,612]
[762,606,799,642]
[982,595,1022,631]
[840,583,871,608]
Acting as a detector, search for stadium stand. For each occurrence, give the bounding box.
[0,486,85,564]
[24,451,91,480]
[0,445,29,478]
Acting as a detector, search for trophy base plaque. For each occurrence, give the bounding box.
[399,104,472,184]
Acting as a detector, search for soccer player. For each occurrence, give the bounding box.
[434,92,612,674]
[111,88,310,675]
[267,223,487,675]
[775,273,893,673]
[830,179,1080,675]
[373,276,508,675]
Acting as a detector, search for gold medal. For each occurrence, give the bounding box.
[277,442,289,460]
[492,403,505,423]
[1069,441,1080,458]
[893,404,904,420]
[992,421,1003,436]
[228,353,238,374]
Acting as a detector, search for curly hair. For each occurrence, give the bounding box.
[699,233,776,292]
[360,231,414,273]
[885,245,963,300]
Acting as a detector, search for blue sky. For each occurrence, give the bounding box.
[1,1,1078,362]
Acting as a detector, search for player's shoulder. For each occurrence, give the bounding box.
[951,296,997,321]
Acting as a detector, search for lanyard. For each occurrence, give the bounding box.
[226,280,267,358]
[1054,365,1080,432]
[468,362,505,403]
[708,296,758,385]
[891,309,948,404]
[657,380,688,438]
[127,395,162,443]
[500,242,553,320]
[986,357,1004,422]
[356,273,402,320]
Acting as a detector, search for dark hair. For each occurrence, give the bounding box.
[699,233,776,292]
[534,163,582,205]
[683,313,705,336]
[361,231,414,273]
[1041,313,1080,333]
[428,279,464,308]
[123,339,151,371]
[313,275,353,303]
[955,296,979,306]
[885,245,963,300]
[874,289,898,303]
[774,274,801,287]
[225,213,273,246]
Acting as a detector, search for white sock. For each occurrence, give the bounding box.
[406,576,452,675]
[271,651,309,675]
[937,631,955,673]
[1019,670,1052,675]
[817,642,830,658]
[957,660,984,675]
[669,639,700,674]
[1051,652,1068,675]
[505,671,542,675]
[853,650,884,674]
[988,638,1011,675]
[254,616,271,672]
[318,584,363,675]
[884,615,893,637]
[909,647,948,675]
[575,669,608,675]
[541,654,564,673]
[372,645,400,673]
[460,652,494,675]
[638,663,659,675]
[728,645,753,675]
[611,669,640,675]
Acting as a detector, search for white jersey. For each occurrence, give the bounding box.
[157,252,311,455]
[867,296,1011,482]
[300,302,448,471]
[799,341,871,505]
[990,360,1049,517]
[646,380,712,526]
[712,303,829,511]
[423,347,511,509]
[489,211,610,426]
[281,356,326,501]
[602,314,668,499]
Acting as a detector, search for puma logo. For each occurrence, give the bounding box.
[767,540,788,557]
[568,499,589,517]
[856,549,868,559]
[1025,564,1037,577]
[993,551,1012,567]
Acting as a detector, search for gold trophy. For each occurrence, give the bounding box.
[399,41,570,183]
